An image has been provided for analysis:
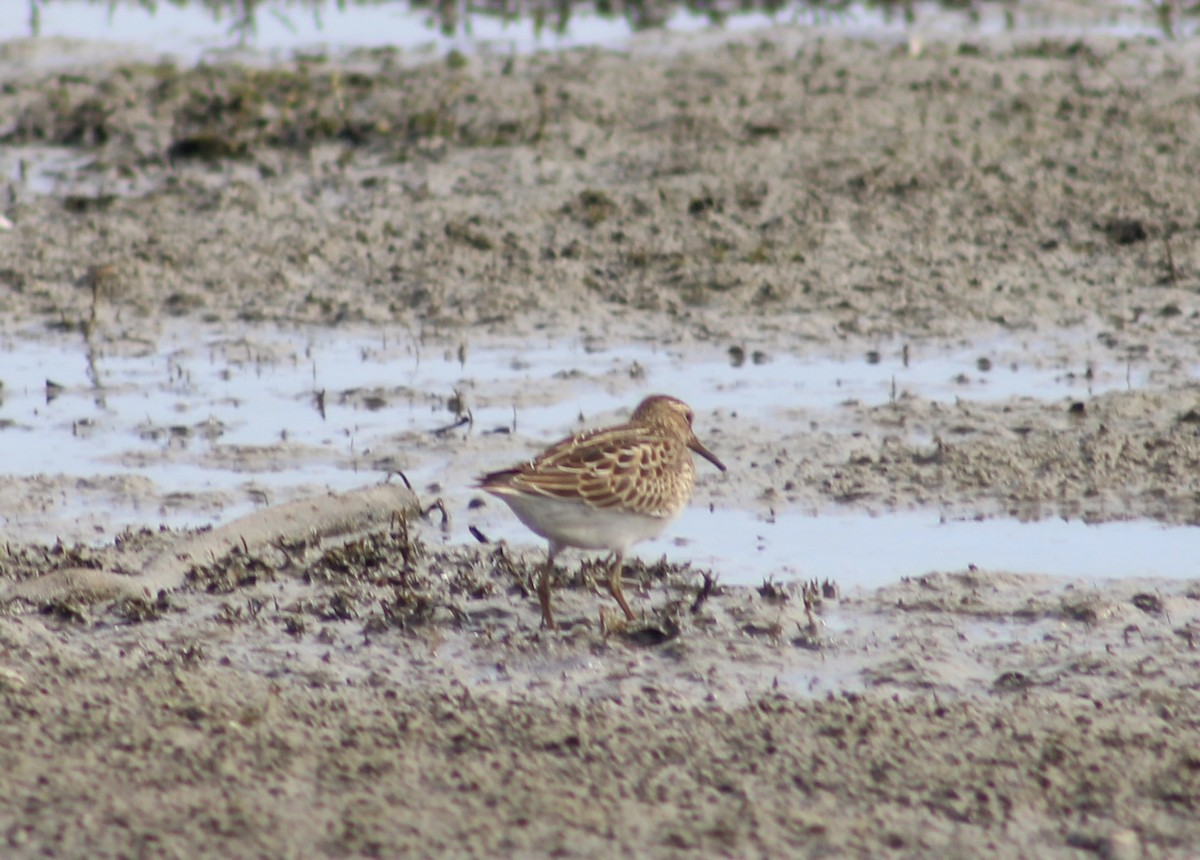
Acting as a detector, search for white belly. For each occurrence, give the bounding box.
[497,492,679,553]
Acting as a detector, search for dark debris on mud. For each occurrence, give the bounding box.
[0,58,546,165]
[0,508,847,665]
[0,515,748,643]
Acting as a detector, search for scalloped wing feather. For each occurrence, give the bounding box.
[494,423,694,518]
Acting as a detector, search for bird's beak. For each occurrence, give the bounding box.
[690,437,727,472]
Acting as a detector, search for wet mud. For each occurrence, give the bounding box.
[2,17,1200,859]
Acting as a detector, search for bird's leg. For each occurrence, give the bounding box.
[606,551,636,621]
[538,545,558,630]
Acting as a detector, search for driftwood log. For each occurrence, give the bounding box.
[1,482,420,606]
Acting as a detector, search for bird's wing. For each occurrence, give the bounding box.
[482,424,684,518]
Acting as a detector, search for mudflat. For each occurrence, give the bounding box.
[1,14,1199,859]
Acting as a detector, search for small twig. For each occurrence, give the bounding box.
[421,498,450,531]
[1163,235,1177,285]
[691,571,717,614]
[430,415,471,436]
[386,470,413,490]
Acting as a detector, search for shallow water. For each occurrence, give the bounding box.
[659,507,1198,588]
[3,0,1178,68]
[0,321,1153,480]
[1,321,1194,587]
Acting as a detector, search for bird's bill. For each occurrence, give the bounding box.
[690,439,727,472]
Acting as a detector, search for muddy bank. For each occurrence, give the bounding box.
[740,386,1200,524]
[2,512,1199,858]
[1,33,1197,345]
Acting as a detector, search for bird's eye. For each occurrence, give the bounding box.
[685,410,694,425]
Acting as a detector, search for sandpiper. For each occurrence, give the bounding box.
[478,394,726,629]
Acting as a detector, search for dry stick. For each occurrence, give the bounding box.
[1163,235,1177,285]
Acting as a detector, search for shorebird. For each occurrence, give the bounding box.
[478,394,726,629]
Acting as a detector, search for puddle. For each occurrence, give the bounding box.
[0,145,166,201]
[1,321,1194,585]
[0,147,96,196]
[2,0,1183,69]
[648,508,1199,589]
[0,320,1157,478]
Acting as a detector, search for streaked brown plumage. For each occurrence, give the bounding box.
[478,395,726,629]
